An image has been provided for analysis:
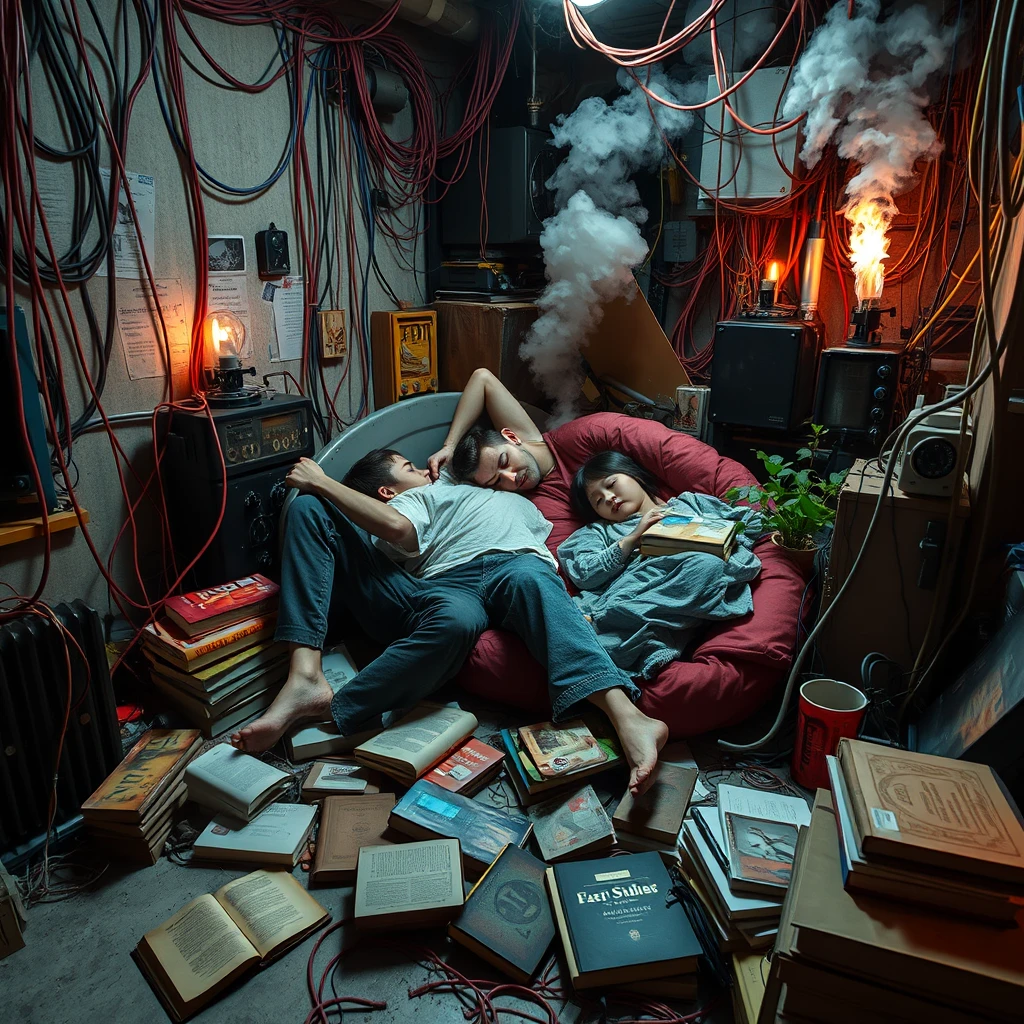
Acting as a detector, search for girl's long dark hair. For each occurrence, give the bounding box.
[570,450,666,520]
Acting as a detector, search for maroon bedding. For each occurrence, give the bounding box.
[454,412,805,737]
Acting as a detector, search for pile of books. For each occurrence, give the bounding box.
[143,574,288,738]
[81,729,202,865]
[759,741,1024,1023]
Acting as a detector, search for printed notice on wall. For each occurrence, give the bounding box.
[116,279,190,382]
[268,276,305,362]
[96,168,156,279]
[207,274,253,358]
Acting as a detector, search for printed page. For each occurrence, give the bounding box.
[358,705,477,774]
[187,744,288,814]
[355,841,459,916]
[142,894,257,1004]
[216,871,325,961]
[717,785,811,828]
[194,803,315,857]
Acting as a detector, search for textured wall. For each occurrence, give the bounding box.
[4,3,458,615]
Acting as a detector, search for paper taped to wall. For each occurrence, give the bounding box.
[116,278,190,384]
[270,277,304,362]
[207,274,253,358]
[96,169,155,279]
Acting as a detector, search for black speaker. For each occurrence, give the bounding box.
[813,346,902,449]
[708,319,822,431]
[255,222,291,279]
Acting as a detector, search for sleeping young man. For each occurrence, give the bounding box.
[230,449,668,795]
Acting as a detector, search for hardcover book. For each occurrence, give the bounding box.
[142,614,277,671]
[448,844,555,983]
[191,802,317,867]
[837,737,1024,885]
[134,871,329,1022]
[81,728,202,823]
[309,793,396,886]
[164,575,279,638]
[143,641,287,695]
[638,514,739,559]
[546,851,702,989]
[518,719,609,778]
[302,760,385,801]
[183,743,291,822]
[388,779,533,877]
[530,785,615,863]
[354,839,464,930]
[427,738,505,796]
[613,762,698,845]
[500,728,622,805]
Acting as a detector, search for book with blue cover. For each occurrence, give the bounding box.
[388,779,533,877]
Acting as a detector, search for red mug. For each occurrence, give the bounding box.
[791,678,868,791]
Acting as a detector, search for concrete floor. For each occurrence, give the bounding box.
[0,698,778,1024]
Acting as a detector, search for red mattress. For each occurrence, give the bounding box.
[455,412,805,737]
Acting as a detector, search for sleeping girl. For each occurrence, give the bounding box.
[556,451,763,680]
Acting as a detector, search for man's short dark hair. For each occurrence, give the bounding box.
[343,448,402,498]
[451,426,504,482]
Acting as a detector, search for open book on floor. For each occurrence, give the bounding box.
[184,743,292,822]
[134,870,329,1022]
[191,802,317,867]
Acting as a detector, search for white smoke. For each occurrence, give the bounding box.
[782,0,953,213]
[523,67,698,422]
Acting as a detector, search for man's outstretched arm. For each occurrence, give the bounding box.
[429,368,543,477]
[286,458,417,550]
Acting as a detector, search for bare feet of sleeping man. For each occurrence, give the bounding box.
[589,687,669,797]
[230,647,333,753]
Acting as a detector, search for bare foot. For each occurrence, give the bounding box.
[616,709,670,797]
[230,667,333,753]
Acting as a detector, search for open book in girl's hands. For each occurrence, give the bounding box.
[517,719,609,778]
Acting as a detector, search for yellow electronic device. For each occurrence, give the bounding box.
[370,309,438,407]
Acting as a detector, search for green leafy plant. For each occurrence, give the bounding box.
[725,425,848,550]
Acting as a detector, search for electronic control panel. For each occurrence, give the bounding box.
[224,410,306,466]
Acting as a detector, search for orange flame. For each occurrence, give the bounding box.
[211,316,226,356]
[847,200,891,304]
[766,260,780,283]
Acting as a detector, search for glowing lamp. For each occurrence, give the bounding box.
[202,309,257,404]
[758,261,780,309]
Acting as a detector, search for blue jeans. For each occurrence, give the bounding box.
[277,494,640,734]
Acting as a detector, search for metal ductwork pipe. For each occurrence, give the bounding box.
[799,219,826,319]
[358,0,479,43]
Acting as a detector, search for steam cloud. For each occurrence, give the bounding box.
[782,0,953,218]
[522,67,697,422]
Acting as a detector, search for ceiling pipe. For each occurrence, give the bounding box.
[356,0,479,43]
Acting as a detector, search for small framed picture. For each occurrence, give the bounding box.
[319,309,347,359]
[675,385,711,440]
[207,235,246,275]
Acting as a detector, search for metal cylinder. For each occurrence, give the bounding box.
[799,235,826,316]
[365,67,408,115]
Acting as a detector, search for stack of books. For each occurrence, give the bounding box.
[758,740,1024,1023]
[82,729,202,865]
[143,575,287,738]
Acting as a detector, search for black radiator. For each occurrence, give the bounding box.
[0,601,121,856]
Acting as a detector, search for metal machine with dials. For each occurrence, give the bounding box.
[896,396,972,497]
[159,392,314,588]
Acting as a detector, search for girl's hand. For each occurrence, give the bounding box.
[619,506,670,553]
[427,444,454,480]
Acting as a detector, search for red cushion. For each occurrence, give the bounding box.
[454,412,805,737]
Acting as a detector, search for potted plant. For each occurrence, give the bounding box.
[725,425,848,575]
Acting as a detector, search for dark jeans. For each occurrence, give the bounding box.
[276,494,639,734]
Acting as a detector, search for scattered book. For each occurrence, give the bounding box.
[184,743,291,822]
[546,851,702,989]
[354,839,464,930]
[355,703,479,785]
[388,779,533,878]
[826,753,1023,923]
[837,737,1024,886]
[426,738,505,796]
[448,844,555,983]
[164,575,279,638]
[732,952,767,1024]
[88,782,190,866]
[613,762,698,846]
[134,870,329,1022]
[638,514,739,559]
[309,793,396,886]
[301,760,386,802]
[518,719,608,777]
[530,785,615,863]
[718,784,810,896]
[142,614,277,672]
[143,640,287,697]
[191,802,317,867]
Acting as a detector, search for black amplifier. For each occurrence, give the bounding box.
[160,393,314,588]
[813,346,903,450]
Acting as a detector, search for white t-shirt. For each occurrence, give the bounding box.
[377,474,556,579]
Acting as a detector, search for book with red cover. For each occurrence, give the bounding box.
[164,575,279,638]
[142,614,277,671]
[426,738,505,796]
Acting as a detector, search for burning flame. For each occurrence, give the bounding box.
[766,260,780,283]
[846,199,892,304]
[211,316,227,356]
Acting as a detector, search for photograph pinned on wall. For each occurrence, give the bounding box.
[208,235,246,275]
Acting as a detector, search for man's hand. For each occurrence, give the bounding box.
[619,507,671,554]
[427,444,454,481]
[285,457,327,494]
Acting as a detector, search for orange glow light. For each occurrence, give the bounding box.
[766,260,780,283]
[847,200,890,303]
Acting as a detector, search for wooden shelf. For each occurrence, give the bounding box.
[0,507,90,548]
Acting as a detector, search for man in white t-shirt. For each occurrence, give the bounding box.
[232,447,668,795]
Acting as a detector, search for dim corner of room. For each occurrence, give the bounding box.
[4,0,1024,1021]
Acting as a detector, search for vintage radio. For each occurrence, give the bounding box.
[370,309,438,407]
[813,346,902,450]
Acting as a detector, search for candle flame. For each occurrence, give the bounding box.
[847,199,892,304]
[766,260,780,283]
